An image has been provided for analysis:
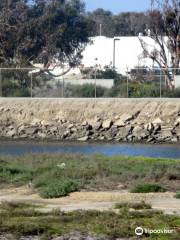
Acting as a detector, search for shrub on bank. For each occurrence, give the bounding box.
[131,184,166,193]
[175,191,180,199]
[114,201,152,210]
[39,179,80,198]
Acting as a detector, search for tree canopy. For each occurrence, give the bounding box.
[0,0,93,72]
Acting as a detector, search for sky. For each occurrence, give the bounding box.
[84,0,151,14]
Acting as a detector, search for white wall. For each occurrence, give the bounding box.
[81,36,170,75]
[63,79,114,89]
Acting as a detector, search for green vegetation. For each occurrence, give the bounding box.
[131,184,166,193]
[175,191,180,199]
[114,201,152,210]
[0,154,180,198]
[0,202,179,239]
[39,179,80,198]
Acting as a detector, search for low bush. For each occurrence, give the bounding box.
[39,179,80,198]
[174,191,180,199]
[131,184,166,193]
[114,201,152,210]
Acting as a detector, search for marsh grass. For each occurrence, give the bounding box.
[175,191,180,199]
[114,201,152,210]
[0,154,180,198]
[0,202,179,239]
[131,184,167,193]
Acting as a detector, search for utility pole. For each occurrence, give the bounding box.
[113,37,120,70]
[99,24,102,36]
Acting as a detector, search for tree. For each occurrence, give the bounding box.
[87,10,148,37]
[113,12,148,36]
[87,8,114,37]
[0,0,93,76]
[139,0,180,89]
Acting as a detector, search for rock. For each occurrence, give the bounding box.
[68,124,74,129]
[18,124,26,133]
[6,129,16,137]
[144,123,154,133]
[117,126,133,139]
[154,129,172,142]
[24,127,39,135]
[171,137,178,142]
[172,125,180,137]
[102,120,112,129]
[99,136,105,140]
[153,124,161,133]
[49,126,58,133]
[132,126,149,140]
[113,119,125,127]
[119,113,134,123]
[85,124,93,131]
[78,136,89,141]
[41,120,51,126]
[37,132,46,139]
[174,117,180,126]
[31,118,41,126]
[63,130,70,138]
[93,122,102,131]
[152,118,163,125]
[146,137,155,143]
[82,121,88,126]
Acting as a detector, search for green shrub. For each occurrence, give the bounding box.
[131,184,166,193]
[175,191,180,199]
[39,179,80,198]
[114,201,152,210]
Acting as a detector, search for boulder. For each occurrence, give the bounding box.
[144,123,154,133]
[31,118,41,126]
[113,119,126,127]
[37,132,47,139]
[152,118,163,125]
[68,124,74,129]
[41,120,51,127]
[132,126,149,140]
[6,129,16,137]
[102,120,112,129]
[117,126,133,139]
[82,121,88,126]
[77,136,89,141]
[119,113,134,123]
[174,117,180,126]
[93,122,102,131]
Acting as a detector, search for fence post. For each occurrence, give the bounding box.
[62,77,64,98]
[95,68,97,98]
[160,68,162,98]
[127,76,129,98]
[0,69,2,97]
[30,72,33,98]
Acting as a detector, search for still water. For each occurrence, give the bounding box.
[0,141,180,159]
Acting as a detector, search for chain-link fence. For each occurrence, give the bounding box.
[0,67,179,98]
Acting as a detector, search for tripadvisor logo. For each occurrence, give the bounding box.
[135,227,143,236]
[135,227,174,236]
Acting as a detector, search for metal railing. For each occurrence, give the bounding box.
[0,67,179,98]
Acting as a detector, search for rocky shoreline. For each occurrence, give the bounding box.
[1,110,180,143]
[1,99,180,143]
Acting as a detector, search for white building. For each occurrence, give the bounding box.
[81,36,170,75]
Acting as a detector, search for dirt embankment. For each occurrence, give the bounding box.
[1,98,180,142]
[0,186,179,215]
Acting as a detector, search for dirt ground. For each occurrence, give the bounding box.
[0,186,179,215]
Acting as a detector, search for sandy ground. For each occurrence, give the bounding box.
[1,98,180,125]
[0,186,179,215]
